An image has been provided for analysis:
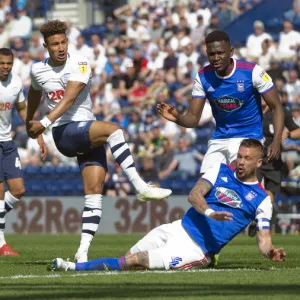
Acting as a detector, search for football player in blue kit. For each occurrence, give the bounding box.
[157,30,284,173]
[51,139,286,272]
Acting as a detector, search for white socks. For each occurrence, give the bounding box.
[4,191,19,213]
[79,194,103,253]
[107,129,148,193]
[0,201,6,248]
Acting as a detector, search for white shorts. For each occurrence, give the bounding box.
[130,220,211,270]
[200,138,250,173]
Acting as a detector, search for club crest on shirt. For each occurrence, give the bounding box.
[245,191,257,201]
[236,80,244,92]
[78,62,87,74]
[215,96,243,112]
[215,187,242,208]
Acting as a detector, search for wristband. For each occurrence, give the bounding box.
[40,117,52,129]
[204,208,215,217]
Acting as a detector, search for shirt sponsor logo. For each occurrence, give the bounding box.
[0,102,13,111]
[245,191,257,201]
[215,96,242,112]
[78,62,87,74]
[215,187,242,208]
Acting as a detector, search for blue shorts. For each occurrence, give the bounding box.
[52,121,107,171]
[0,140,23,182]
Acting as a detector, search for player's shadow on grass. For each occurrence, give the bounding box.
[1,283,300,299]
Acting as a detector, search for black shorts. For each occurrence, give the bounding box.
[0,140,23,182]
[52,121,107,172]
[256,167,281,194]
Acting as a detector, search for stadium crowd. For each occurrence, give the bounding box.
[1,0,300,195]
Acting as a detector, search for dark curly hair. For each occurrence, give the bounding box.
[40,20,67,42]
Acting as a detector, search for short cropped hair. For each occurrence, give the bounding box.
[40,20,67,42]
[240,138,264,156]
[205,30,230,44]
[0,48,13,59]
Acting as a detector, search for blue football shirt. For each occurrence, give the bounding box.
[181,164,272,255]
[192,58,274,140]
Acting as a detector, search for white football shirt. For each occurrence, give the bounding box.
[0,73,25,141]
[30,53,96,127]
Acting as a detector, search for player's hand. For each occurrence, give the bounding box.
[267,141,281,161]
[157,103,178,123]
[269,248,286,262]
[28,120,46,139]
[37,135,47,160]
[210,211,233,221]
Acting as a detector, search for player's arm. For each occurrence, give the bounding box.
[188,165,233,221]
[255,196,285,262]
[256,230,286,262]
[15,101,27,124]
[157,73,206,128]
[262,88,284,160]
[254,65,284,161]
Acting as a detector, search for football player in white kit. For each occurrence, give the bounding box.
[26,20,172,263]
[0,48,46,256]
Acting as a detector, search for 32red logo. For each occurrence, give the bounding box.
[45,90,64,101]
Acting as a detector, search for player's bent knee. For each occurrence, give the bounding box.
[10,187,26,199]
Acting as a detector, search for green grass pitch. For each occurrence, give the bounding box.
[0,234,299,300]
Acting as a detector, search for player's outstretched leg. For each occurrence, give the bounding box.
[51,252,150,272]
[90,122,172,201]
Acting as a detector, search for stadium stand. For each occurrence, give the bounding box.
[2,0,299,200]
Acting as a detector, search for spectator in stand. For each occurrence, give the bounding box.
[74,35,92,59]
[133,47,149,79]
[139,154,159,182]
[284,0,300,21]
[246,20,272,63]
[155,138,175,174]
[292,105,300,126]
[267,59,284,81]
[0,23,9,48]
[258,39,275,71]
[178,44,198,78]
[28,34,45,62]
[10,37,26,59]
[10,8,32,40]
[205,14,221,35]
[128,78,148,107]
[278,20,300,62]
[159,137,203,180]
[18,51,33,92]
[216,0,237,28]
[285,70,300,104]
[282,137,300,177]
[66,20,80,47]
[150,17,164,43]
[191,15,206,47]
[89,34,106,60]
[163,45,178,72]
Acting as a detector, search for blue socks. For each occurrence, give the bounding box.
[75,256,127,271]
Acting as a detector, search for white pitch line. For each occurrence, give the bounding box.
[1,267,297,280]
